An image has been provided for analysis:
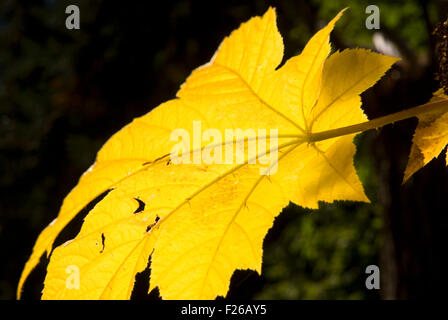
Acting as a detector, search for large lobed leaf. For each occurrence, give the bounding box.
[18,8,398,300]
[403,89,448,183]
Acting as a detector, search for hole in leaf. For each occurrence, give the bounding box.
[131,255,161,300]
[100,233,105,253]
[145,215,160,233]
[52,189,112,253]
[133,198,145,214]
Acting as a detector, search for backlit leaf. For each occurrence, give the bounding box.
[403,89,448,183]
[18,8,398,300]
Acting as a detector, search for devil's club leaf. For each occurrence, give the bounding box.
[403,89,448,183]
[18,8,398,300]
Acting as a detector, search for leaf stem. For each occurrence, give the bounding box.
[308,99,448,142]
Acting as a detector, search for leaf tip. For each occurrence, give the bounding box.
[334,7,349,21]
[262,6,278,28]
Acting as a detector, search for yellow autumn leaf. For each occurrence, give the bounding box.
[403,88,448,183]
[18,8,398,300]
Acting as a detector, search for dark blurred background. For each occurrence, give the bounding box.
[1,0,447,300]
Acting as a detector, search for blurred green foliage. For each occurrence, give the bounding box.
[312,0,438,50]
